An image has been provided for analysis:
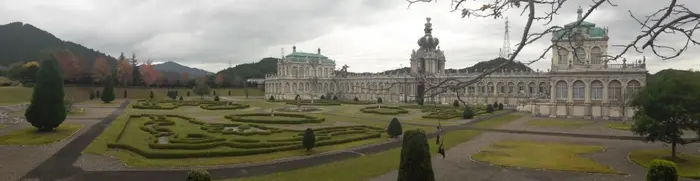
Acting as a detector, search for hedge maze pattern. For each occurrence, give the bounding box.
[225,113,326,124]
[132,100,250,110]
[398,105,492,120]
[107,114,383,158]
[360,106,409,115]
[268,99,376,106]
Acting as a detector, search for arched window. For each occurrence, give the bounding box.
[609,80,622,101]
[497,82,505,93]
[627,80,641,96]
[573,81,585,100]
[478,82,485,94]
[517,82,525,94]
[590,47,602,64]
[487,82,494,94]
[528,82,536,94]
[558,48,568,64]
[556,81,568,100]
[507,82,515,94]
[591,80,603,100]
[574,47,586,65]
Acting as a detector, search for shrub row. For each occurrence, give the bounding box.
[225,113,326,124]
[199,104,250,110]
[131,100,250,110]
[360,106,409,115]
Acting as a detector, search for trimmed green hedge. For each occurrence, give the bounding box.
[132,100,250,110]
[225,113,326,124]
[360,106,409,115]
[109,114,385,159]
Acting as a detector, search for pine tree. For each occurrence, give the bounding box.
[25,55,67,132]
[463,106,474,119]
[131,53,141,86]
[101,75,116,103]
[387,117,403,138]
[302,128,315,151]
[398,129,434,181]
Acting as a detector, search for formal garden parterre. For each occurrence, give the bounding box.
[106,114,384,159]
[132,100,251,110]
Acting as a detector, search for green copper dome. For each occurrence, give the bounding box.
[284,51,335,64]
[552,7,608,41]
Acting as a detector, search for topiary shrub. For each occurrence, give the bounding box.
[463,106,474,119]
[228,90,231,96]
[377,97,383,104]
[453,100,460,107]
[213,90,217,96]
[269,95,275,101]
[101,75,116,103]
[498,103,504,110]
[320,95,326,100]
[354,97,359,102]
[26,56,67,132]
[387,117,403,138]
[186,169,212,181]
[123,89,128,98]
[302,128,315,151]
[96,90,101,98]
[149,91,154,99]
[646,159,678,181]
[179,96,184,101]
[89,91,95,100]
[332,95,338,100]
[486,104,494,113]
[214,96,220,101]
[187,91,190,96]
[493,101,498,110]
[295,94,300,100]
[398,129,434,181]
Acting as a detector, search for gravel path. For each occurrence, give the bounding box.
[0,118,102,181]
[370,116,700,181]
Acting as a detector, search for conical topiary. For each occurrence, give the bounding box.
[320,95,326,100]
[123,89,128,98]
[25,56,67,132]
[101,75,116,103]
[398,129,434,181]
[377,97,383,104]
[463,106,474,119]
[453,100,460,107]
[149,91,154,99]
[302,128,315,151]
[214,95,220,101]
[493,101,498,110]
[498,103,504,110]
[486,104,494,113]
[387,117,403,138]
[269,95,275,101]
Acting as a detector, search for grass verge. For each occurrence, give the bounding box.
[222,114,522,181]
[526,119,592,128]
[472,140,620,174]
[629,149,700,179]
[0,123,84,145]
[606,122,632,131]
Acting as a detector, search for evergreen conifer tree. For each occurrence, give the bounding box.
[398,129,434,181]
[101,75,116,103]
[302,128,315,151]
[387,117,403,138]
[25,55,67,131]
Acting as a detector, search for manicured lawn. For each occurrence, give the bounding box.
[526,119,592,128]
[629,149,700,179]
[9,109,88,117]
[472,140,620,174]
[222,114,523,181]
[0,87,33,106]
[0,123,84,145]
[0,124,9,129]
[606,122,632,131]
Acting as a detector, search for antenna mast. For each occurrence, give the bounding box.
[499,17,512,58]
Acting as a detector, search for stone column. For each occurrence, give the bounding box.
[602,83,609,120]
[549,82,556,118]
[584,83,591,119]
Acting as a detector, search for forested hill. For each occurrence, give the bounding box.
[379,57,533,74]
[217,57,279,80]
[0,22,117,68]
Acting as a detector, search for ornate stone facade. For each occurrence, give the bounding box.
[264,9,647,120]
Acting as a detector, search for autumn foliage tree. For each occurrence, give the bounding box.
[215,73,225,88]
[140,61,158,88]
[116,56,133,87]
[53,50,83,81]
[92,56,111,84]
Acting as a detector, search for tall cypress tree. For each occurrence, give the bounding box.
[101,75,116,103]
[398,129,435,181]
[25,55,67,132]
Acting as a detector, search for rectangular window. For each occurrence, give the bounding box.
[591,87,602,100]
[556,86,567,100]
[573,87,584,100]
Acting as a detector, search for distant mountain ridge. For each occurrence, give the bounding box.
[0,22,118,69]
[150,61,211,78]
[376,57,533,75]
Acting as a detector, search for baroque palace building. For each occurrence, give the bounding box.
[264,7,647,120]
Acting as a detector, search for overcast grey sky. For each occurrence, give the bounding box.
[0,0,697,73]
